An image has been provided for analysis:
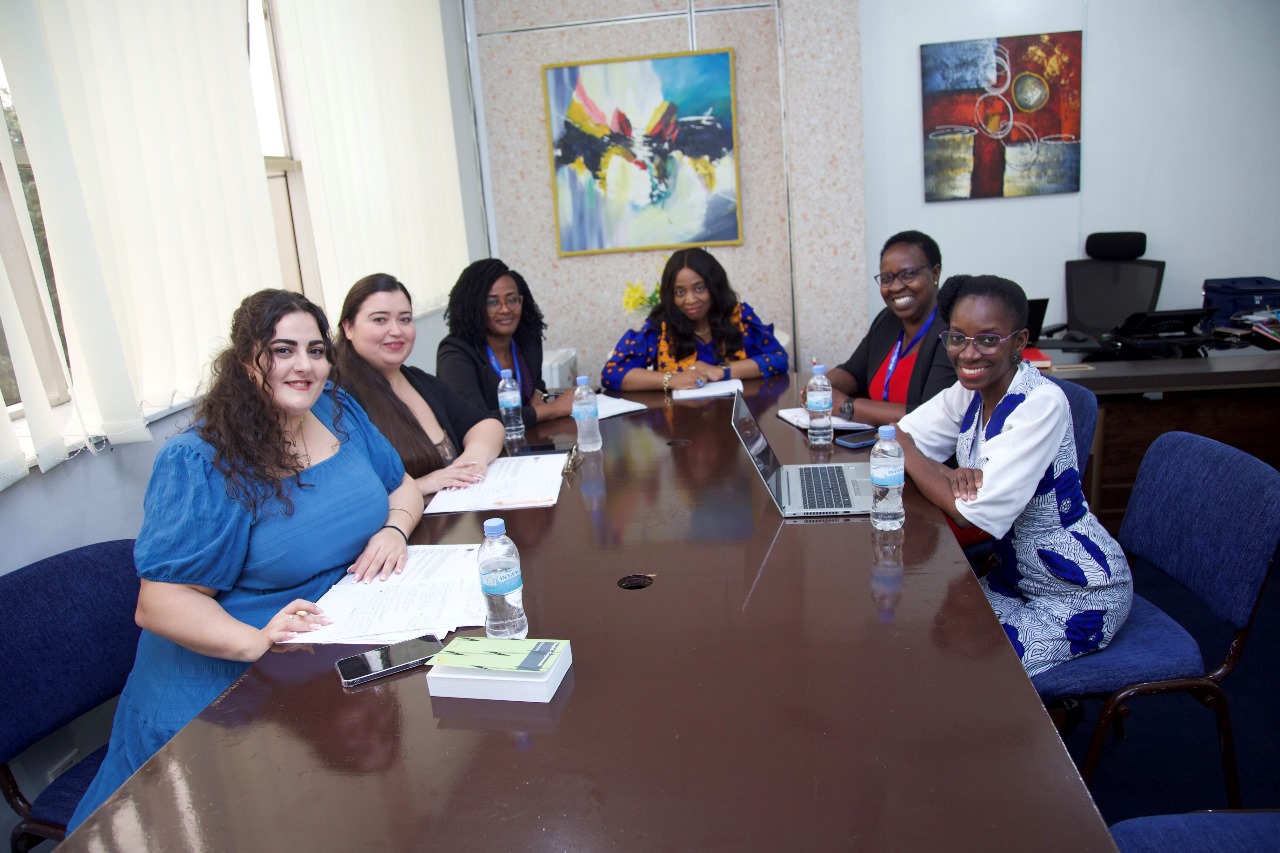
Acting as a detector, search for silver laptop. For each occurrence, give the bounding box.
[730,392,873,518]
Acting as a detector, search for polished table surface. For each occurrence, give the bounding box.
[63,377,1115,851]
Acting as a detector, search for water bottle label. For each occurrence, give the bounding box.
[808,392,832,412]
[481,566,522,595]
[498,390,521,409]
[870,464,905,487]
[572,403,598,419]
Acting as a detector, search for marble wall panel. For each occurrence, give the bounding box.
[475,0,685,36]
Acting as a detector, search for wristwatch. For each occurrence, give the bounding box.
[722,365,731,381]
[839,398,856,419]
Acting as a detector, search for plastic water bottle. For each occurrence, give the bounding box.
[477,517,528,639]
[805,364,833,446]
[497,369,525,441]
[572,375,602,452]
[870,425,906,530]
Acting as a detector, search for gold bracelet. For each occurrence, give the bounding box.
[388,507,415,522]
[662,371,673,392]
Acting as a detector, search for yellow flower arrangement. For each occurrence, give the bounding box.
[622,256,668,316]
[622,280,660,314]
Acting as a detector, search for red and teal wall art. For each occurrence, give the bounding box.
[921,31,1082,201]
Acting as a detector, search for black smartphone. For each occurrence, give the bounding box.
[336,634,444,688]
[509,441,577,456]
[835,429,879,451]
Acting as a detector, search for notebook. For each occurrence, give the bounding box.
[731,392,873,518]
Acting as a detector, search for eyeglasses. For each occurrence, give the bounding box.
[939,330,1023,354]
[485,294,523,310]
[875,265,928,286]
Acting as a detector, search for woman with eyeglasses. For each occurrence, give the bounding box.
[337,274,505,497]
[895,274,1131,676]
[821,230,955,426]
[437,258,574,427]
[601,247,788,392]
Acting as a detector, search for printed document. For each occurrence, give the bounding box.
[283,544,485,645]
[672,378,744,400]
[425,453,567,514]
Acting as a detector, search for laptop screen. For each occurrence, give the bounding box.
[731,392,785,504]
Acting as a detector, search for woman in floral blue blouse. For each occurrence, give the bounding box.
[601,248,788,393]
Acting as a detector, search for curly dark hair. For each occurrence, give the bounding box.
[937,274,1028,329]
[444,258,546,352]
[648,248,743,364]
[334,273,443,478]
[881,229,943,268]
[196,289,340,516]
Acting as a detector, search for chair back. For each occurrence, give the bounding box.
[1045,376,1097,463]
[1064,259,1164,341]
[1120,433,1280,629]
[0,540,141,763]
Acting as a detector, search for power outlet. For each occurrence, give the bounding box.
[47,749,80,784]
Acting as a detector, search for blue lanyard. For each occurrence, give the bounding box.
[881,307,937,401]
[486,342,522,390]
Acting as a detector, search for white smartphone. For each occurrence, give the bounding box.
[335,634,444,688]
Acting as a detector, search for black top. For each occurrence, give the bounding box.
[436,335,548,430]
[340,367,495,467]
[836,307,955,412]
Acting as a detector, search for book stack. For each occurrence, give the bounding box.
[426,637,572,703]
[1023,346,1052,369]
[1252,317,1280,350]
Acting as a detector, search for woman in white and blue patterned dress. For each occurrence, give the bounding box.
[896,274,1131,676]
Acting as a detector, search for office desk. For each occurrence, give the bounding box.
[1046,350,1280,532]
[62,378,1114,852]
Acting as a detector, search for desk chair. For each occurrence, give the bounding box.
[1041,232,1164,346]
[1032,433,1280,809]
[0,540,140,853]
[1110,810,1280,853]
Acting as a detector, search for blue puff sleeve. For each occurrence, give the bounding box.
[738,301,789,377]
[316,385,405,492]
[134,434,252,591]
[601,320,661,392]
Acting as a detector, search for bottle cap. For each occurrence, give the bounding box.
[812,364,826,374]
[878,425,896,440]
[576,375,589,386]
[483,518,506,537]
[500,368,512,378]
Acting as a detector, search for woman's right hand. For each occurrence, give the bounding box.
[418,459,486,495]
[261,599,330,647]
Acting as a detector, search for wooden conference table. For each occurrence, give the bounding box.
[63,376,1115,852]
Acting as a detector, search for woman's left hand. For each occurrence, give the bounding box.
[943,467,984,502]
[348,526,409,583]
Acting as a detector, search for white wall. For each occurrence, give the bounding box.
[860,0,1280,326]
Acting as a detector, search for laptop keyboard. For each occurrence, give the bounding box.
[799,466,854,510]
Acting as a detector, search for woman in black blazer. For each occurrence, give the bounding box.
[437,259,574,429]
[825,230,956,425]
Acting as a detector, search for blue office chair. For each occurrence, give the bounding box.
[1110,810,1280,853]
[0,540,141,853]
[1045,375,1097,465]
[1032,433,1280,809]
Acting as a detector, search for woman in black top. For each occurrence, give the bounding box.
[437,259,574,429]
[824,230,956,425]
[336,273,505,496]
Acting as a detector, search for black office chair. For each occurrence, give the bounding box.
[1041,232,1164,347]
[0,540,141,853]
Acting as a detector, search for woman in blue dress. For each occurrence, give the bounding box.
[69,290,423,831]
[896,275,1131,676]
[601,248,788,393]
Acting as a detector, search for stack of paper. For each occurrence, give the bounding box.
[426,453,566,514]
[672,378,744,400]
[776,408,872,431]
[282,545,485,645]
